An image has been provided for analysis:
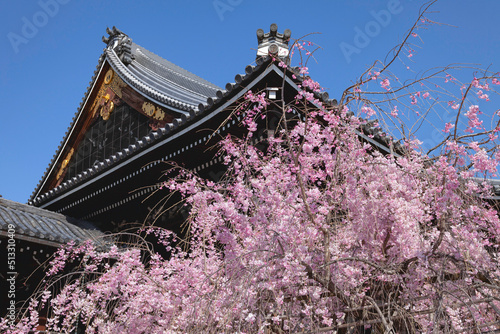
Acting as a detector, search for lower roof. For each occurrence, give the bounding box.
[0,198,104,248]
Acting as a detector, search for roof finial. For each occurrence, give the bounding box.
[102,26,134,65]
[256,23,291,62]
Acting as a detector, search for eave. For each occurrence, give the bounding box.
[31,59,285,210]
[29,27,405,213]
[0,198,104,247]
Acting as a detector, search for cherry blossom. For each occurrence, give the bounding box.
[380,78,390,91]
[4,5,500,332]
[4,96,498,333]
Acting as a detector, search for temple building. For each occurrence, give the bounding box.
[27,25,340,229]
[1,24,343,320]
[3,24,499,327]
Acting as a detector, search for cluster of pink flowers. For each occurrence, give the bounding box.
[380,78,390,91]
[464,104,484,133]
[360,105,376,117]
[240,90,269,134]
[391,105,398,117]
[301,78,321,92]
[5,98,499,333]
[442,122,455,133]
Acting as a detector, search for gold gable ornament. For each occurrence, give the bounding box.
[154,108,165,121]
[142,101,156,117]
[104,69,114,85]
[100,93,115,121]
[56,148,75,180]
[90,69,125,120]
[142,101,166,121]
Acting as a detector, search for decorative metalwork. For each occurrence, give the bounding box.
[141,101,166,121]
[61,68,168,183]
[56,148,75,180]
[90,69,125,121]
[104,69,114,85]
[142,101,155,117]
[155,108,165,121]
[109,72,125,98]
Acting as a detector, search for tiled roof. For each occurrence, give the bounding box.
[0,198,104,247]
[106,43,221,112]
[28,25,427,207]
[28,29,500,208]
[30,27,221,203]
[30,54,282,206]
[131,44,221,104]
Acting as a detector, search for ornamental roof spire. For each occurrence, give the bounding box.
[102,26,134,65]
[256,23,291,62]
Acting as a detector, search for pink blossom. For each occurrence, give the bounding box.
[302,78,321,92]
[361,105,376,116]
[477,90,489,101]
[410,94,417,105]
[380,78,391,91]
[391,105,399,117]
[471,148,498,175]
[472,77,480,87]
[443,122,455,133]
[469,141,480,151]
[465,105,483,131]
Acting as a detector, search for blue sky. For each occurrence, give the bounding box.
[1,0,499,203]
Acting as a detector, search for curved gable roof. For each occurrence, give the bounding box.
[30,27,221,203]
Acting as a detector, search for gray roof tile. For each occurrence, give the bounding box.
[132,44,220,100]
[0,198,105,247]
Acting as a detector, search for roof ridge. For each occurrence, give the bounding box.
[107,48,196,111]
